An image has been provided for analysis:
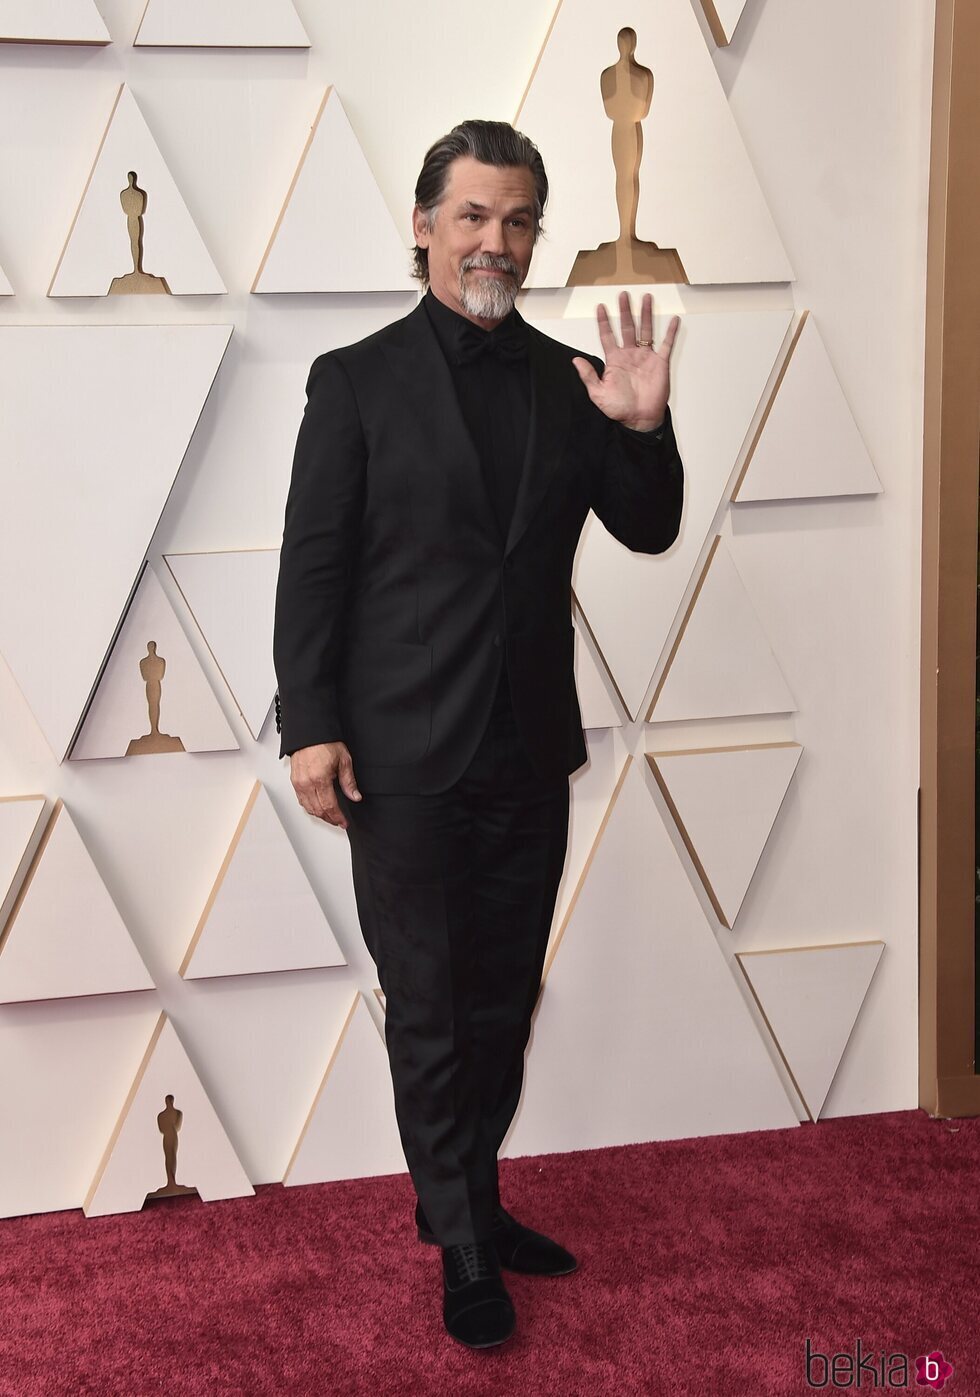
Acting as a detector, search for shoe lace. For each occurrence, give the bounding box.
[453,1240,494,1284]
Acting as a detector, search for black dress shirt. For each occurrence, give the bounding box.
[423,289,531,542]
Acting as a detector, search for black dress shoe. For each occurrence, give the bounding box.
[486,1204,578,1276]
[417,1200,578,1277]
[442,1241,515,1349]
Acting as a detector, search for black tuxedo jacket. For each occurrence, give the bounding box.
[273,299,684,793]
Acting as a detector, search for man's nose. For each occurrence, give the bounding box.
[479,220,507,255]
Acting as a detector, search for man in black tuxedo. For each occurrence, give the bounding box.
[273,120,683,1350]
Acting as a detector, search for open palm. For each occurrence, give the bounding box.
[572,291,679,433]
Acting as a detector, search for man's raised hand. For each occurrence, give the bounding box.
[289,741,361,829]
[571,291,680,433]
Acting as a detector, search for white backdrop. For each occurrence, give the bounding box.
[0,0,934,1218]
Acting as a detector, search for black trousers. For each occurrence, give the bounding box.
[336,665,570,1246]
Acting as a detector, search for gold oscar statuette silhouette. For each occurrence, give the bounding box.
[108,171,171,296]
[567,27,688,286]
[126,641,186,755]
[144,1094,198,1203]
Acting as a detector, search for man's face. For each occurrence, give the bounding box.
[412,155,537,326]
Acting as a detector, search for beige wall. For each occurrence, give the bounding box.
[0,0,936,1217]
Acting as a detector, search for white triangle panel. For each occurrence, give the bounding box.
[504,758,799,1159]
[182,781,347,979]
[648,742,803,928]
[531,310,792,717]
[0,263,11,294]
[284,992,406,1186]
[516,0,793,287]
[84,1013,255,1216]
[0,795,47,930]
[165,549,279,741]
[0,323,232,761]
[72,563,238,758]
[700,0,750,46]
[0,799,154,1003]
[49,85,225,297]
[253,87,414,293]
[649,536,797,723]
[737,942,885,1120]
[573,608,622,729]
[550,739,629,966]
[135,0,309,47]
[735,314,883,502]
[0,0,109,43]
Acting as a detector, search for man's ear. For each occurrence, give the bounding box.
[412,204,430,248]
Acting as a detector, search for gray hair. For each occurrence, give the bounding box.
[412,119,548,286]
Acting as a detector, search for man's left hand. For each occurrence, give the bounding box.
[571,291,680,433]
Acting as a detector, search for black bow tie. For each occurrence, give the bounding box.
[453,318,528,367]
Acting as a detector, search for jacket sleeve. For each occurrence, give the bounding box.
[583,353,684,555]
[273,353,367,758]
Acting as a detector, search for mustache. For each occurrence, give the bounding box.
[460,253,520,280]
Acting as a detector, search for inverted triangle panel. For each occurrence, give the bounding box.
[516,0,793,286]
[253,87,413,293]
[165,549,279,741]
[135,0,309,47]
[49,84,225,297]
[181,781,347,979]
[648,742,803,928]
[504,758,799,1158]
[0,799,154,1003]
[0,795,47,931]
[0,0,109,43]
[84,1013,255,1216]
[283,992,406,1186]
[737,942,885,1120]
[549,743,630,968]
[0,323,232,760]
[700,0,750,46]
[531,310,792,717]
[734,313,883,502]
[574,608,623,729]
[648,535,797,723]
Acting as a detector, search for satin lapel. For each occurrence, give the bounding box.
[380,301,505,547]
[504,322,572,559]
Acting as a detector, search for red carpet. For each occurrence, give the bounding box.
[1,1109,976,1395]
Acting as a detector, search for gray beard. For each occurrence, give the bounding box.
[457,256,521,320]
